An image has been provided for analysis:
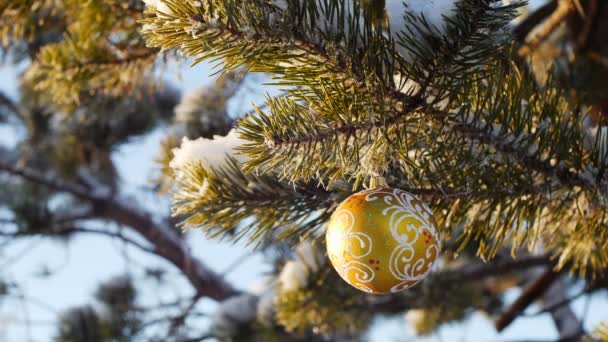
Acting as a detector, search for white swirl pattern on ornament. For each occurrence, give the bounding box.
[329,209,375,290]
[330,209,373,258]
[342,260,375,293]
[362,188,440,293]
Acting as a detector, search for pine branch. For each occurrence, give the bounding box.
[591,322,608,341]
[237,0,519,184]
[255,93,426,148]
[143,0,386,87]
[141,0,526,189]
[451,118,590,191]
[143,0,608,274]
[172,160,337,245]
[54,49,158,72]
[25,46,158,109]
[142,0,433,183]
[21,0,157,109]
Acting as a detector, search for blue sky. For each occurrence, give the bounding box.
[0,57,606,341]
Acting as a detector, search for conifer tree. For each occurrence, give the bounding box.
[1,0,608,340]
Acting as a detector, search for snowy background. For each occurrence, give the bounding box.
[1,57,606,342]
[0,0,607,339]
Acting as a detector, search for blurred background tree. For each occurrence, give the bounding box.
[0,0,607,341]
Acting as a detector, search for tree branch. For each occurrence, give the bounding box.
[452,119,594,192]
[370,254,552,314]
[521,288,587,317]
[0,91,20,119]
[495,268,560,332]
[456,254,552,280]
[541,275,584,340]
[499,267,585,340]
[0,158,240,301]
[517,0,575,57]
[513,0,558,42]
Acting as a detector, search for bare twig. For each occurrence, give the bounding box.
[575,0,599,50]
[5,226,157,255]
[0,91,20,118]
[518,0,576,57]
[542,275,583,340]
[513,0,558,42]
[220,252,252,276]
[13,294,61,316]
[571,0,585,17]
[0,239,41,269]
[492,333,584,342]
[178,334,215,342]
[521,289,587,317]
[589,51,608,68]
[0,159,92,199]
[495,268,560,332]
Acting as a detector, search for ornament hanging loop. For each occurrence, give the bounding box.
[369,176,388,189]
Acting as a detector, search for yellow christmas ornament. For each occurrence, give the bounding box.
[326,187,440,294]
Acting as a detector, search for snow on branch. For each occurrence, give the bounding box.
[170,129,248,178]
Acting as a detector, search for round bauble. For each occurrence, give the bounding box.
[326,187,440,294]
